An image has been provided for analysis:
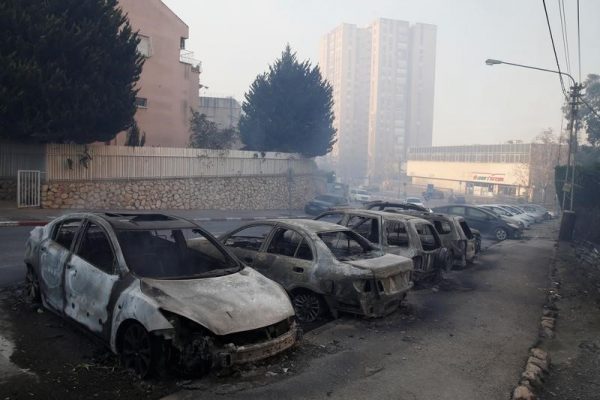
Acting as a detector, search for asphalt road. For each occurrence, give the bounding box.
[0,221,244,288]
[169,222,556,400]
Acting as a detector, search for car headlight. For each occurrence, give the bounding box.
[507,223,519,229]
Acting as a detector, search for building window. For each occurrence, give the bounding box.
[137,35,152,58]
[135,97,148,108]
[180,37,186,49]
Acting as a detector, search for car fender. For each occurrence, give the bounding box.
[110,280,173,353]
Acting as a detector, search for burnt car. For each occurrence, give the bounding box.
[384,210,479,269]
[24,213,300,378]
[365,200,430,213]
[220,219,413,323]
[315,210,447,282]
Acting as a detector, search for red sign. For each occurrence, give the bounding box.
[472,173,505,182]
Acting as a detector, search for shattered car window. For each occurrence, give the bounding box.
[315,212,345,225]
[53,219,83,249]
[433,220,453,234]
[459,221,474,239]
[385,220,409,247]
[224,224,272,251]
[348,216,380,244]
[75,223,116,274]
[317,230,379,261]
[268,228,303,257]
[117,228,239,279]
[416,223,439,251]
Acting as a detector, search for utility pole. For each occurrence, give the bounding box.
[561,83,581,212]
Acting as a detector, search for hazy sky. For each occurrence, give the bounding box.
[162,0,599,146]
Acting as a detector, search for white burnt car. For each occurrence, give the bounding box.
[24,213,300,378]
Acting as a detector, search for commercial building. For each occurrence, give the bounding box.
[407,143,564,203]
[198,96,241,129]
[116,0,201,147]
[319,18,436,185]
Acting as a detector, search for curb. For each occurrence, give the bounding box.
[0,215,309,228]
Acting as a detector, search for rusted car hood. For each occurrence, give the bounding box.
[140,267,295,336]
[345,253,413,278]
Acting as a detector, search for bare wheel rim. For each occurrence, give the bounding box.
[495,228,507,241]
[122,324,152,377]
[293,292,322,323]
[25,267,39,301]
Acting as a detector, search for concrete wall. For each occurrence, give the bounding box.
[40,175,319,210]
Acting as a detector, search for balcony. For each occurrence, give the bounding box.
[179,49,202,72]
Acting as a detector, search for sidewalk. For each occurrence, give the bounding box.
[0,205,307,227]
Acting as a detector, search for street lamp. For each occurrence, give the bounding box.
[485,58,581,240]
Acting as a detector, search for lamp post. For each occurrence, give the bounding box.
[485,58,581,240]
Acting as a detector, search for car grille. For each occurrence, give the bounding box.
[216,319,291,347]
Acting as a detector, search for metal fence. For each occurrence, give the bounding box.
[17,170,41,208]
[44,144,318,181]
[0,142,46,178]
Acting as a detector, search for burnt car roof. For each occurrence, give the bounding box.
[326,209,433,224]
[363,200,429,212]
[266,218,352,233]
[80,212,199,231]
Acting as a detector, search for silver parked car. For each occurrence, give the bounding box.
[220,219,414,323]
[24,213,300,378]
[315,210,447,282]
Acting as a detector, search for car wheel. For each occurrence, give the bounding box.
[444,250,454,272]
[292,290,325,323]
[25,265,41,303]
[121,322,156,378]
[494,227,508,241]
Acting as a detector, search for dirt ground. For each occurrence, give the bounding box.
[538,242,600,400]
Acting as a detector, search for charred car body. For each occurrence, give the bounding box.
[315,210,447,282]
[220,219,413,322]
[24,213,300,378]
[383,210,480,269]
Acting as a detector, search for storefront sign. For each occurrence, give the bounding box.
[472,173,505,182]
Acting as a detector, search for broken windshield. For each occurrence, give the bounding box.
[117,228,240,279]
[317,230,381,261]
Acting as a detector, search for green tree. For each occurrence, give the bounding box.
[563,74,600,146]
[239,45,336,157]
[124,121,145,147]
[188,111,237,150]
[0,0,143,143]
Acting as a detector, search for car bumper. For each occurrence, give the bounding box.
[214,323,301,368]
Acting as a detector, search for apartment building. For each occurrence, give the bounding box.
[319,19,436,185]
[117,0,201,147]
[198,96,242,129]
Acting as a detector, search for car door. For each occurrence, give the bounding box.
[413,222,443,272]
[39,218,83,312]
[64,219,119,338]
[465,207,493,235]
[253,227,315,291]
[221,224,274,266]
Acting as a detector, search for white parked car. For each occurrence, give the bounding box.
[350,188,372,203]
[405,197,426,208]
[479,204,530,229]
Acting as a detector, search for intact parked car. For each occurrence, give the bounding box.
[495,204,537,225]
[519,204,547,222]
[365,200,430,213]
[405,197,426,208]
[220,219,413,322]
[385,210,479,269]
[24,213,300,378]
[349,188,372,203]
[431,205,522,241]
[304,194,349,215]
[479,204,530,229]
[315,209,447,282]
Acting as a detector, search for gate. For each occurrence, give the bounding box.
[17,170,41,208]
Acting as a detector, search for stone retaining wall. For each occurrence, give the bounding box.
[0,179,16,201]
[41,175,320,210]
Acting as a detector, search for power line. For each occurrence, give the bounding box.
[557,0,571,75]
[580,97,600,120]
[577,0,582,82]
[542,0,569,99]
